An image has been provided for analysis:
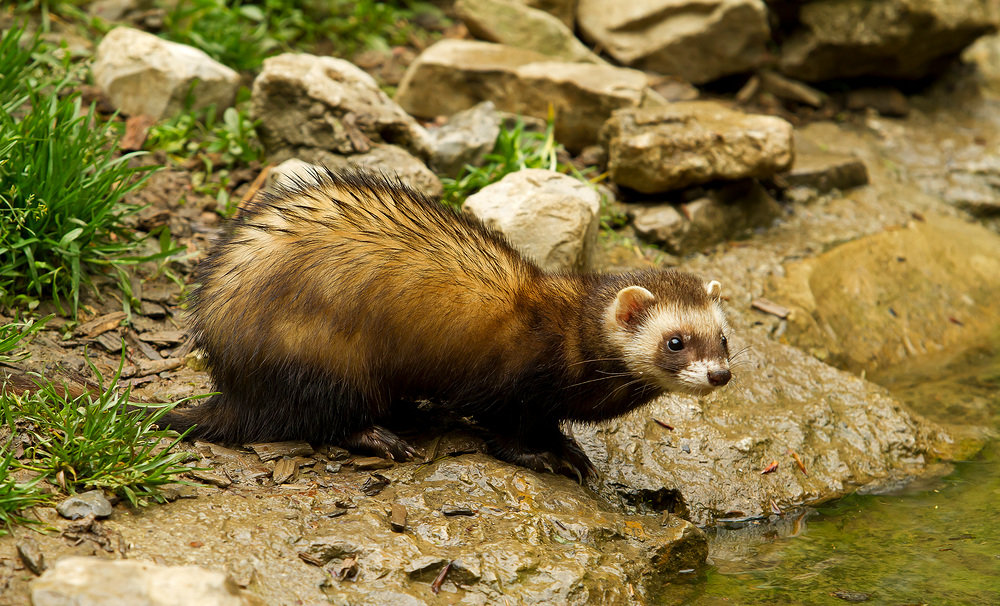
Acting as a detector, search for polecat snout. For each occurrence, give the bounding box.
[162,168,732,479]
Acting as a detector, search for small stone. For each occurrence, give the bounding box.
[427,101,501,177]
[832,589,872,602]
[361,473,390,496]
[16,537,46,575]
[325,463,343,474]
[272,458,298,485]
[319,445,351,460]
[390,503,407,532]
[56,490,113,520]
[845,87,909,117]
[778,152,869,193]
[249,441,314,462]
[352,456,395,471]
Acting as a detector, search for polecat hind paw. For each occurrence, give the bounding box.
[345,425,420,461]
[489,434,597,482]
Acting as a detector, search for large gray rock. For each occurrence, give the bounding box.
[602,102,795,193]
[92,27,239,120]
[577,329,941,525]
[456,0,604,64]
[463,169,601,272]
[577,0,771,84]
[779,0,999,82]
[30,557,264,606]
[252,53,431,163]
[396,40,664,152]
[426,101,502,177]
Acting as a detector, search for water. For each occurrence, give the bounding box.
[659,339,1000,605]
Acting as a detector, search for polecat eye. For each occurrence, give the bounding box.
[721,335,728,350]
[667,337,684,352]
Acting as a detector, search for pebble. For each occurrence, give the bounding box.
[16,537,46,575]
[56,490,113,520]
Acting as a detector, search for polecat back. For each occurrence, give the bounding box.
[162,169,732,478]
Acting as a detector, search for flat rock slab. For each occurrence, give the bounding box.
[603,102,794,193]
[30,557,263,606]
[93,27,239,120]
[396,39,664,151]
[577,0,771,83]
[768,214,1000,375]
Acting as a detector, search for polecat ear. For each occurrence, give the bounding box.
[705,280,722,300]
[614,286,656,327]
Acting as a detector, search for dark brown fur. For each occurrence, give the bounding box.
[161,168,731,478]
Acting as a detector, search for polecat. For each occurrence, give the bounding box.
[162,168,732,479]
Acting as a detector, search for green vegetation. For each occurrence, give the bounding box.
[0,318,196,534]
[145,88,263,214]
[442,116,580,208]
[159,0,447,71]
[0,25,173,317]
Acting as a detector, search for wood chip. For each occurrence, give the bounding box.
[272,458,298,485]
[761,460,779,475]
[297,551,325,567]
[361,473,390,496]
[120,114,156,150]
[125,329,161,361]
[94,332,123,353]
[652,418,674,430]
[789,449,808,476]
[430,561,451,594]
[352,456,394,471]
[138,330,187,345]
[133,357,183,378]
[249,441,314,462]
[390,503,407,532]
[139,300,168,318]
[336,556,358,581]
[189,469,232,488]
[76,311,126,339]
[236,165,271,214]
[751,298,790,319]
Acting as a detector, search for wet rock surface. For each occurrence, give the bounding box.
[767,215,1000,375]
[30,557,264,606]
[464,169,601,272]
[577,331,940,525]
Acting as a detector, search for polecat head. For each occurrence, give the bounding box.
[606,273,731,396]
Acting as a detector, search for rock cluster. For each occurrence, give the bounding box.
[63,5,1000,604]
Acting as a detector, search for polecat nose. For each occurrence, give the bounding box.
[708,368,731,386]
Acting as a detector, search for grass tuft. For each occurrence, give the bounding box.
[441,115,591,208]
[0,25,171,317]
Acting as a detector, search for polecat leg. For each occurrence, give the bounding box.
[344,425,420,461]
[482,423,596,481]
